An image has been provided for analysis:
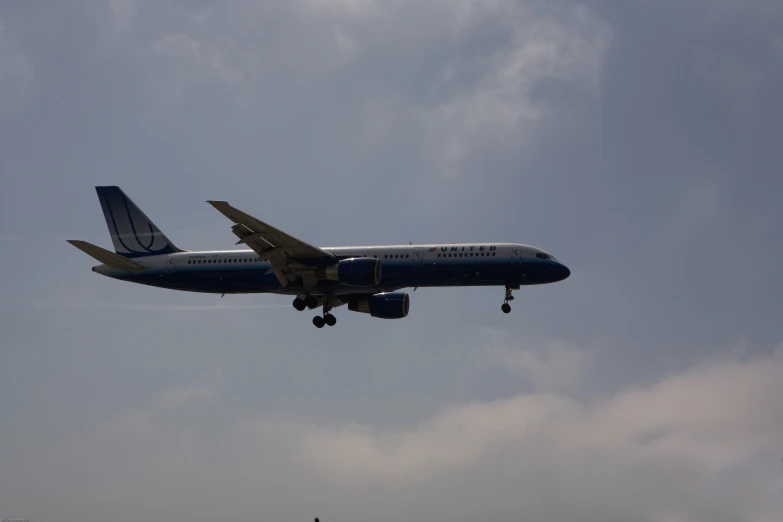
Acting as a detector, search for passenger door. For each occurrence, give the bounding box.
[413,247,424,267]
[511,246,521,264]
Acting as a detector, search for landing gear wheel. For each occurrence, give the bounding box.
[312,316,325,328]
[324,314,337,327]
[293,297,306,311]
[305,295,318,308]
[501,303,511,314]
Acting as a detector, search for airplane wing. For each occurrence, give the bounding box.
[207,200,335,287]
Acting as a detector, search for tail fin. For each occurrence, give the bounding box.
[95,186,182,258]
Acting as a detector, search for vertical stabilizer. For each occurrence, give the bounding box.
[95,186,182,258]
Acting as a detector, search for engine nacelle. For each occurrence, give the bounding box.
[319,257,381,287]
[348,292,410,319]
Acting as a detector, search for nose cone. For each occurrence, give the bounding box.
[557,262,570,281]
[546,262,570,282]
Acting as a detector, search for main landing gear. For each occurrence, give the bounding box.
[312,313,336,328]
[292,295,318,311]
[294,294,337,328]
[313,297,337,328]
[502,285,515,314]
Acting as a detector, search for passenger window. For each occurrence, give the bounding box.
[492,252,496,256]
[406,254,409,258]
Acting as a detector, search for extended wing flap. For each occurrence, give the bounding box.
[207,201,332,260]
[67,240,147,272]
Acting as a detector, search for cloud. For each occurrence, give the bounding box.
[412,4,611,174]
[139,31,245,108]
[298,348,783,482]
[483,330,594,394]
[32,346,781,522]
[93,0,610,183]
[100,380,219,440]
[159,383,215,409]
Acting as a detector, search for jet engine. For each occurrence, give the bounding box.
[318,258,381,287]
[348,292,410,319]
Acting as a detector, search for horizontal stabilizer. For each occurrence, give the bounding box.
[67,240,148,272]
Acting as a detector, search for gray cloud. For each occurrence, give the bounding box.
[7,347,783,522]
[1,0,782,521]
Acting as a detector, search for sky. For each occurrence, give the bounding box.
[1,0,783,521]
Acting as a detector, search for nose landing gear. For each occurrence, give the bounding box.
[502,284,515,314]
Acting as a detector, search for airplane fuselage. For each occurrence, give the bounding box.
[94,242,570,295]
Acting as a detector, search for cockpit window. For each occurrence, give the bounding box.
[536,252,557,261]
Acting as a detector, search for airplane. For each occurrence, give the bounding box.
[68,186,570,328]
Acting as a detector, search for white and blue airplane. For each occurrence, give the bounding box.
[68,186,570,327]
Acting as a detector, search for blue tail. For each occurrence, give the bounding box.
[95,186,182,258]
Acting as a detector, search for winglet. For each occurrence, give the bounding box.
[67,240,148,272]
